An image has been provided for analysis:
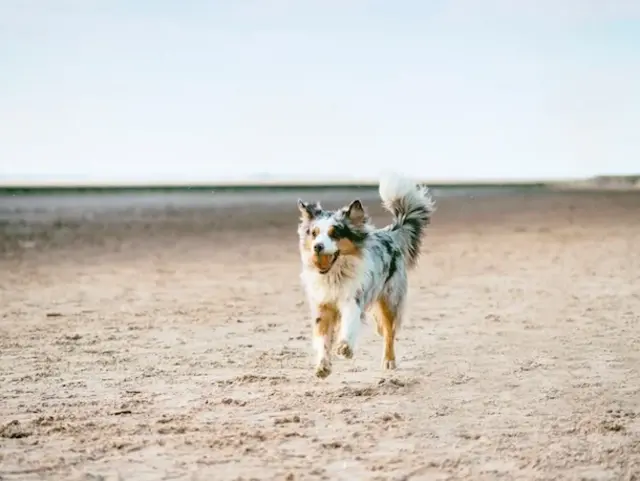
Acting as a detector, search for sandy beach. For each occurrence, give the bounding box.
[1,187,639,481]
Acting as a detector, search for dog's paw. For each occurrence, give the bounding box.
[381,359,397,370]
[315,360,332,379]
[335,340,354,359]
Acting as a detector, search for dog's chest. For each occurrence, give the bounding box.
[301,268,362,305]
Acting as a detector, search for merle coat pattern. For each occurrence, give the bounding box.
[297,174,436,378]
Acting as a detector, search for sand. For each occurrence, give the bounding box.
[1,188,639,481]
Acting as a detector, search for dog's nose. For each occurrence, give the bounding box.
[313,243,324,254]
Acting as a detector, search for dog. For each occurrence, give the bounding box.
[296,173,435,378]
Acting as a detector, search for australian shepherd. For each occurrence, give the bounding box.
[296,174,436,378]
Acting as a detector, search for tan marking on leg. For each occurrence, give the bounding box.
[314,303,338,337]
[375,297,397,370]
[313,303,339,378]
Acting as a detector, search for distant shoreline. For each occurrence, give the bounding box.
[0,180,549,195]
[0,175,637,194]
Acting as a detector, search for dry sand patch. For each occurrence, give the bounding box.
[1,190,639,480]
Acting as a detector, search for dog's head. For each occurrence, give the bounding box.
[297,198,370,274]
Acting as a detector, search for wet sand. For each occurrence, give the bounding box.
[1,188,639,480]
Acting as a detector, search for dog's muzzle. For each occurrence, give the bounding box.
[316,251,340,274]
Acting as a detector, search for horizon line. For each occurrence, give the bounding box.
[0,175,638,191]
[0,174,622,188]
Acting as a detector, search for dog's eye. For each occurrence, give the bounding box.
[328,226,340,239]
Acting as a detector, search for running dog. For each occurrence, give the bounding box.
[296,174,435,378]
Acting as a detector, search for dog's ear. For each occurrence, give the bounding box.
[343,199,366,227]
[298,199,320,221]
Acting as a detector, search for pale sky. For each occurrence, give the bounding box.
[1,0,639,183]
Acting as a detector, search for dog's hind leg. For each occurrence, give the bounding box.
[312,303,338,378]
[374,296,399,370]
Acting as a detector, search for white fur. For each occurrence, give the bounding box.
[379,171,436,216]
[310,217,339,255]
[379,171,417,205]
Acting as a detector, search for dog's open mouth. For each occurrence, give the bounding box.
[314,252,340,274]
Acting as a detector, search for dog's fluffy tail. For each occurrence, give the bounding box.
[379,173,435,269]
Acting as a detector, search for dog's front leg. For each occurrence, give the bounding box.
[335,298,362,360]
[312,303,338,379]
